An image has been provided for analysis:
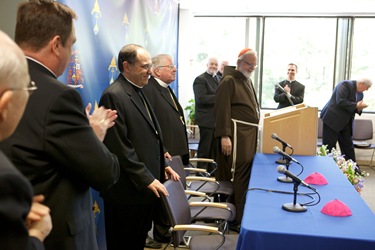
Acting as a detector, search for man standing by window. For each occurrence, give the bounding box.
[193,57,220,171]
[274,63,305,109]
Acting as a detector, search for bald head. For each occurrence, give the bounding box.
[0,31,29,91]
[206,57,219,75]
[0,30,30,140]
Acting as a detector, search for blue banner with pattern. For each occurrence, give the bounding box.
[58,1,179,248]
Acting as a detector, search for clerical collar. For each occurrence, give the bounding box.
[207,71,217,77]
[26,56,57,78]
[124,76,143,89]
[154,77,169,88]
[287,79,295,84]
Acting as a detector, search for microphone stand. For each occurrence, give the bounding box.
[277,158,293,183]
[275,144,288,165]
[282,182,307,213]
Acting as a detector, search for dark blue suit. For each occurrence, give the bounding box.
[320,80,363,161]
[0,150,44,250]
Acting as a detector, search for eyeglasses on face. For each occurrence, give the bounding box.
[240,59,257,69]
[12,81,38,95]
[139,63,153,70]
[157,64,177,70]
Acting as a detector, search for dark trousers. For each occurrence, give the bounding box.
[151,199,171,243]
[104,202,155,250]
[322,122,356,162]
[197,126,217,171]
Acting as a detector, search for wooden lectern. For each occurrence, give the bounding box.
[262,104,318,156]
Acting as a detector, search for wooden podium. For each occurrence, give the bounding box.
[262,104,318,156]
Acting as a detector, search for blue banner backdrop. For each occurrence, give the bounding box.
[58,0,179,249]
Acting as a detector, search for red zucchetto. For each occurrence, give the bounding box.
[238,48,252,57]
[321,199,352,217]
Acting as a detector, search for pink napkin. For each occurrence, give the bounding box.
[321,199,352,217]
[304,172,328,185]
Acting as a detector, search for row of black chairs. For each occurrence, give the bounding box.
[162,156,238,249]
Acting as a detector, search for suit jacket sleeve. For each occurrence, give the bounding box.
[100,90,156,190]
[44,88,120,191]
[193,75,216,105]
[273,83,287,103]
[290,83,305,104]
[335,81,358,114]
[0,163,44,250]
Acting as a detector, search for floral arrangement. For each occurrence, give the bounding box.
[317,145,369,193]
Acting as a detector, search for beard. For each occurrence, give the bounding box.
[239,68,252,79]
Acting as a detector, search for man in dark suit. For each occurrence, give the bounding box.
[143,54,187,247]
[274,63,305,109]
[0,30,52,250]
[144,54,189,165]
[0,2,120,250]
[320,79,372,165]
[193,57,220,170]
[99,45,179,250]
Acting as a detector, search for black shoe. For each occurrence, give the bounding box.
[355,167,365,176]
[145,236,162,249]
[229,223,241,233]
[154,236,171,244]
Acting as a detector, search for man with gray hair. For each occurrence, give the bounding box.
[214,48,260,233]
[143,54,186,247]
[193,57,220,171]
[0,2,120,249]
[99,45,179,250]
[320,78,372,170]
[0,30,52,250]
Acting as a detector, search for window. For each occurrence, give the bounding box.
[261,17,336,109]
[351,18,375,112]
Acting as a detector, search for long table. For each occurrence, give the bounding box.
[236,153,375,250]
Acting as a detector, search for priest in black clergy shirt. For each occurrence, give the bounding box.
[193,57,220,170]
[274,63,305,109]
[143,54,189,165]
[143,54,189,246]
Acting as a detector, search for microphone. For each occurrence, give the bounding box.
[275,83,294,106]
[277,165,310,188]
[275,83,286,93]
[271,133,293,149]
[273,146,299,164]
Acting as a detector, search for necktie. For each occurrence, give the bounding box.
[213,75,219,83]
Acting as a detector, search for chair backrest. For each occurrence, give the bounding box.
[161,179,192,246]
[353,119,373,141]
[167,155,187,189]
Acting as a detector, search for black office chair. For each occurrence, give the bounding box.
[353,119,375,168]
[168,156,233,201]
[161,179,238,250]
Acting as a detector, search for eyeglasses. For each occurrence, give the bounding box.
[240,60,257,69]
[157,65,177,70]
[139,63,153,70]
[12,81,38,95]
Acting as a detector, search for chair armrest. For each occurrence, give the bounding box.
[184,167,208,173]
[186,176,217,182]
[189,201,228,209]
[189,158,215,164]
[185,190,206,197]
[173,224,221,234]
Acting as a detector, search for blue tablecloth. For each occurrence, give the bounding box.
[236,153,375,250]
